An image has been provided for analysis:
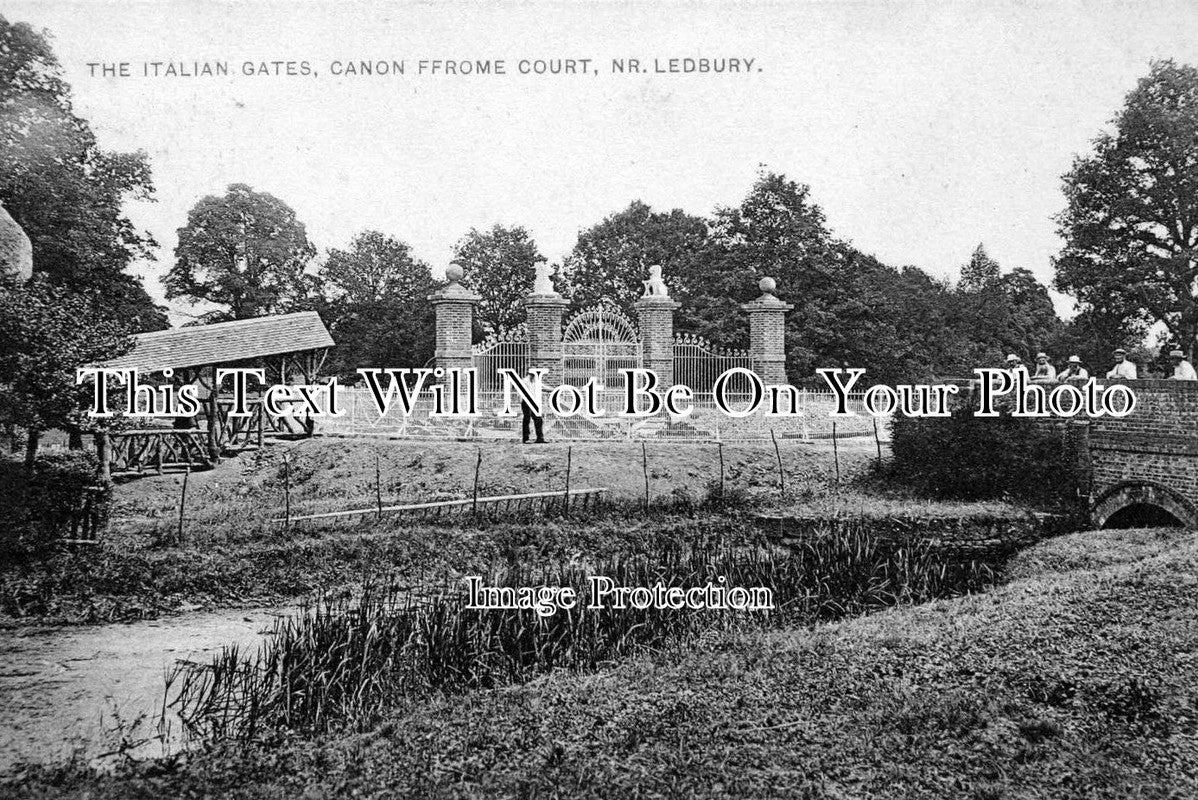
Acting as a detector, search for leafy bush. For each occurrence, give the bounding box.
[0,450,107,555]
[889,401,1088,507]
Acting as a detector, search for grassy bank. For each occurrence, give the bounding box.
[2,437,1005,627]
[11,526,1196,798]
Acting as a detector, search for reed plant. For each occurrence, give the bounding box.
[165,519,999,742]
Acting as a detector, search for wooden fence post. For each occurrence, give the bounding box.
[564,445,572,514]
[770,429,785,496]
[641,442,650,512]
[177,463,190,544]
[717,441,725,500]
[832,421,841,488]
[472,448,482,515]
[375,451,383,521]
[283,452,291,529]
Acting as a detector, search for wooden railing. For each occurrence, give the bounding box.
[109,429,213,475]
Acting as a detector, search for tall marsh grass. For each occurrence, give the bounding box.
[166,521,999,742]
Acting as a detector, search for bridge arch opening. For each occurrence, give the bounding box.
[1091,481,1198,531]
[1101,502,1185,530]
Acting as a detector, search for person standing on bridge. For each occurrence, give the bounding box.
[1058,355,1089,383]
[1106,348,1138,380]
[1032,352,1057,383]
[1169,349,1197,381]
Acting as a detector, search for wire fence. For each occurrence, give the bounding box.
[317,388,888,442]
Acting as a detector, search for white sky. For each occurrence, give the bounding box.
[8,0,1198,323]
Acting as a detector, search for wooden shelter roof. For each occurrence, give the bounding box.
[100,311,334,372]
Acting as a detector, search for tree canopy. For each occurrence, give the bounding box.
[0,280,131,465]
[0,16,165,331]
[318,231,438,376]
[164,183,316,322]
[559,201,710,318]
[1055,59,1198,356]
[452,224,544,335]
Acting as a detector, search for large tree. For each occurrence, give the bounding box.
[0,280,130,468]
[451,224,544,335]
[953,245,1063,367]
[164,183,316,322]
[559,201,711,318]
[0,16,165,330]
[1055,60,1198,355]
[318,231,438,375]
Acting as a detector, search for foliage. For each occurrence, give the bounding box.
[0,16,165,330]
[1055,59,1198,356]
[165,524,997,742]
[452,224,544,334]
[18,529,1196,799]
[0,280,130,463]
[164,183,316,322]
[0,450,104,556]
[673,171,1011,384]
[958,242,1001,293]
[953,253,1064,368]
[889,398,1087,507]
[318,230,438,375]
[559,200,711,318]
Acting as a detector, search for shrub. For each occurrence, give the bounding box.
[889,400,1087,507]
[0,450,107,555]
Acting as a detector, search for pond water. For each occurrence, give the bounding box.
[0,606,288,776]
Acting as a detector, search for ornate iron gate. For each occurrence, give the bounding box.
[562,305,641,390]
[472,327,529,393]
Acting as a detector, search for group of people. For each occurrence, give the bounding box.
[1004,348,1197,382]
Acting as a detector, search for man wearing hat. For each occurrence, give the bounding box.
[1169,349,1197,381]
[1005,353,1023,377]
[1032,352,1057,383]
[1106,348,1137,380]
[1058,355,1089,383]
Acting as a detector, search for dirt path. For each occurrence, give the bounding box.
[0,606,289,775]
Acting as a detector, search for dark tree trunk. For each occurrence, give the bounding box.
[67,426,84,450]
[23,429,39,474]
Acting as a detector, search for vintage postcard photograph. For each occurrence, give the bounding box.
[1,1,1196,797]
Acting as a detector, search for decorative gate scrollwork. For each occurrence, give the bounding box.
[562,305,641,390]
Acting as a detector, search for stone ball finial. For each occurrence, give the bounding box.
[445,264,464,283]
[759,276,777,294]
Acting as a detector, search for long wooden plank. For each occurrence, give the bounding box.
[274,488,609,523]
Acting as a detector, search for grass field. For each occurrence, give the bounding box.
[10,526,1195,798]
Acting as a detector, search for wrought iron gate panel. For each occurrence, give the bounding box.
[672,333,755,396]
[562,305,641,390]
[472,328,529,393]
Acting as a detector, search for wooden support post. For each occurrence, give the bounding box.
[472,448,481,515]
[872,417,882,465]
[564,445,572,514]
[177,464,190,544]
[375,451,383,521]
[771,429,785,496]
[207,365,221,463]
[641,442,650,512]
[832,421,841,489]
[283,452,291,529]
[717,441,725,500]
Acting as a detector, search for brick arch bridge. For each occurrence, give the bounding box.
[1085,380,1198,529]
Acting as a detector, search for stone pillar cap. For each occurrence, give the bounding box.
[428,264,481,303]
[634,294,681,310]
[741,276,793,312]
